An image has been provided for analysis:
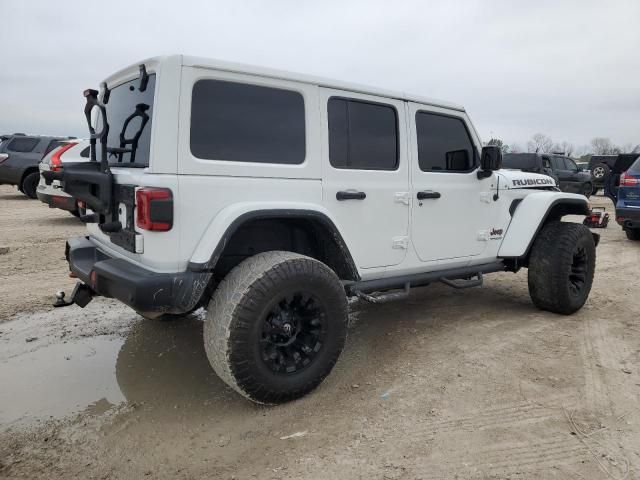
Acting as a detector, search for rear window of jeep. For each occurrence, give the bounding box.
[190,80,306,164]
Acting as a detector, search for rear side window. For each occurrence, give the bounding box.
[328,98,398,170]
[7,137,39,153]
[415,112,475,172]
[80,146,90,158]
[190,80,306,164]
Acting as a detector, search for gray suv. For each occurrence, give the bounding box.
[503,153,593,197]
[0,134,74,198]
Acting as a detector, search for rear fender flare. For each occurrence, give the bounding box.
[187,202,359,279]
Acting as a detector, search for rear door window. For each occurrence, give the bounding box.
[328,98,398,170]
[7,137,39,153]
[415,112,475,172]
[190,80,306,164]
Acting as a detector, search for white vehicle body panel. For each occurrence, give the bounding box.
[179,179,325,271]
[80,55,589,280]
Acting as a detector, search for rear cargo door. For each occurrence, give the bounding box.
[82,65,181,273]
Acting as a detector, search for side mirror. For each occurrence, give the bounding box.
[478,146,502,179]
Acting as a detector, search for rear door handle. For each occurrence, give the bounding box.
[417,191,441,200]
[336,190,366,201]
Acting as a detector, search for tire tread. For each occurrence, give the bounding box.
[204,251,347,404]
[528,221,595,315]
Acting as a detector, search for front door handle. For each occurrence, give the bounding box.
[336,191,366,201]
[417,190,441,200]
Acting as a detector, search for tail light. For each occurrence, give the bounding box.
[50,143,77,172]
[620,171,640,187]
[136,187,173,231]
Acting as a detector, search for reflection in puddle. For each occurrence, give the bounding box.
[0,337,125,427]
[1,311,239,430]
[115,317,236,408]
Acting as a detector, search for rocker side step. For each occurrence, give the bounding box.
[356,282,410,304]
[440,272,483,289]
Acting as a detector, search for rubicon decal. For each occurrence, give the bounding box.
[512,178,555,187]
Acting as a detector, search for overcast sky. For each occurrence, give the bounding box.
[1,0,639,152]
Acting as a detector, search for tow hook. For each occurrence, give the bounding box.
[53,282,94,308]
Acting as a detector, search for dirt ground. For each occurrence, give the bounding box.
[1,184,639,479]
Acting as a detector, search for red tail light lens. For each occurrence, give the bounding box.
[136,187,173,231]
[50,143,77,172]
[620,171,640,187]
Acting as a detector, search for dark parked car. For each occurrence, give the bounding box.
[604,153,640,240]
[502,153,593,197]
[588,155,618,194]
[0,133,74,198]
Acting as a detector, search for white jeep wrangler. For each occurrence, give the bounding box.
[47,55,598,404]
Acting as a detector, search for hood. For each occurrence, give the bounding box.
[497,170,557,189]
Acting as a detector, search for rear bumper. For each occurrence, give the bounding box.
[66,236,210,314]
[616,206,640,229]
[37,190,76,212]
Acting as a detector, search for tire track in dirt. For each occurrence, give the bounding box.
[415,394,572,435]
[580,316,614,416]
[420,437,587,479]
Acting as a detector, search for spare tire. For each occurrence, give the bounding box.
[591,163,610,181]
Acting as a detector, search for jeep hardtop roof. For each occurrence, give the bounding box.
[104,55,466,113]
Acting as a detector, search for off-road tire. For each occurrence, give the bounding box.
[21,171,40,199]
[204,251,348,404]
[625,229,640,241]
[528,221,596,315]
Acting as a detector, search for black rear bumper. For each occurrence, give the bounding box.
[616,207,640,229]
[66,236,210,314]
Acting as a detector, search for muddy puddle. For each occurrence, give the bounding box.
[0,336,125,426]
[0,300,239,430]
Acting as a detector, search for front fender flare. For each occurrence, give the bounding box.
[498,193,590,258]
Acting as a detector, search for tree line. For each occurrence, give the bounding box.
[487,134,636,158]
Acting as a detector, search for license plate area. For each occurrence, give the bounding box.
[109,184,139,253]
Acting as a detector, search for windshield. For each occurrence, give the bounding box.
[101,74,155,167]
[502,153,538,171]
